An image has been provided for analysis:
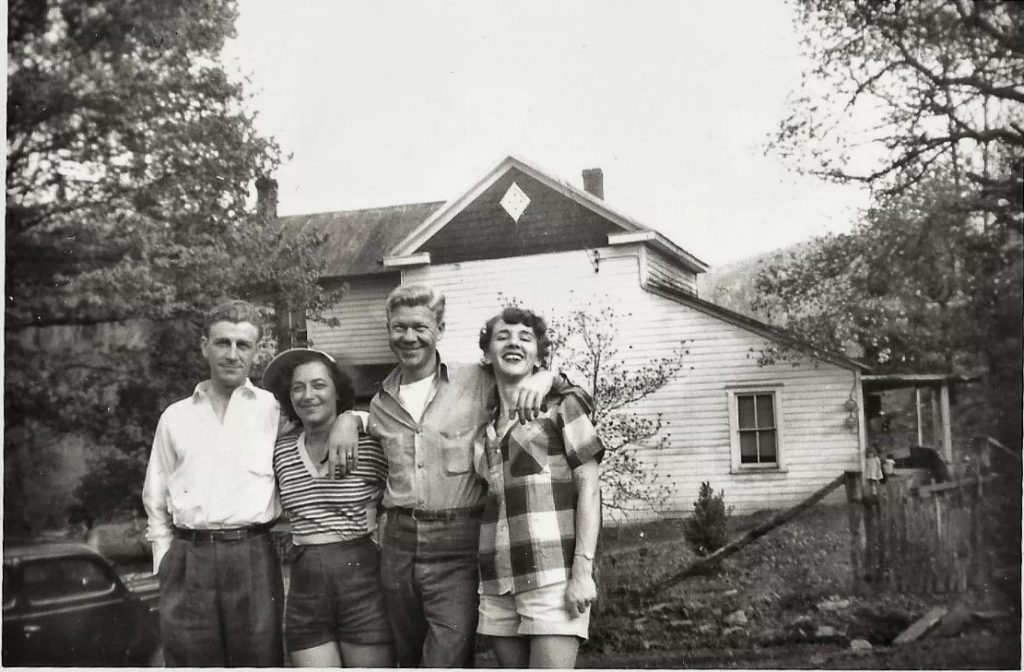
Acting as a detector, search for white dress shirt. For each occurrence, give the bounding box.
[142,379,281,573]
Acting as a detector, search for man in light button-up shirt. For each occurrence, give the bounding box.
[144,377,281,575]
[146,299,356,667]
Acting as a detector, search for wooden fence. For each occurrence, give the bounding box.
[844,471,998,594]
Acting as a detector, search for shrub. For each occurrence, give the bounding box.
[684,482,730,556]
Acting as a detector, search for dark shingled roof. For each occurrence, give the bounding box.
[277,202,445,278]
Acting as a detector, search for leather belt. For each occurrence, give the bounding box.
[172,523,273,543]
[389,506,483,522]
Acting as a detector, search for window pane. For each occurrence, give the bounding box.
[737,395,755,429]
[22,558,115,604]
[759,430,777,463]
[740,431,758,462]
[756,394,775,428]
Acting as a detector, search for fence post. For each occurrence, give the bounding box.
[844,471,865,593]
[970,479,985,589]
[882,478,897,589]
[895,477,908,592]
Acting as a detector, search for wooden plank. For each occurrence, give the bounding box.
[969,484,985,589]
[885,478,894,590]
[880,481,892,585]
[940,383,953,463]
[930,604,973,639]
[893,606,948,644]
[641,473,847,599]
[917,495,929,594]
[892,479,903,591]
[930,497,942,593]
[942,496,954,592]
[845,471,866,591]
[897,478,909,589]
[864,495,878,583]
[955,507,969,593]
[978,434,1020,463]
[919,475,1001,497]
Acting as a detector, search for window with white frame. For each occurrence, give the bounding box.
[727,386,784,471]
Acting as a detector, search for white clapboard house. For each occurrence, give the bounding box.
[274,156,870,518]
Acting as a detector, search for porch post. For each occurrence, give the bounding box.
[940,382,953,463]
[915,388,924,446]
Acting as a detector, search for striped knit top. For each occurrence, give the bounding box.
[273,430,388,545]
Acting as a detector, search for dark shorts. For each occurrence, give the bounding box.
[285,536,392,652]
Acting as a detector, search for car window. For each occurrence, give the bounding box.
[21,557,116,606]
[3,566,16,609]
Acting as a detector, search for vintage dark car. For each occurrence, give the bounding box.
[3,540,160,666]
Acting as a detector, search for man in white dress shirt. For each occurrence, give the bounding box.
[142,300,288,666]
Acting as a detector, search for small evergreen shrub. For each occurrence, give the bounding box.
[684,481,730,556]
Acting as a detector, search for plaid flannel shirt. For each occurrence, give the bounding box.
[368,354,594,512]
[475,394,604,595]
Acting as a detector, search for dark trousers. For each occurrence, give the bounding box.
[159,534,284,667]
[380,511,481,667]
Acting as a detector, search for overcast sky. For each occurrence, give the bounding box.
[223,0,870,267]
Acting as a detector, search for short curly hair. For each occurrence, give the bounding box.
[269,351,356,425]
[203,299,263,339]
[478,307,551,367]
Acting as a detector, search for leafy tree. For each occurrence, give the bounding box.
[753,172,1022,450]
[763,0,1023,451]
[5,0,338,533]
[772,0,1023,232]
[502,296,688,520]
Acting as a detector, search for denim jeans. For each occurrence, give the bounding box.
[380,510,481,667]
[159,535,284,667]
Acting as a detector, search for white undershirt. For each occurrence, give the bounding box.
[399,373,435,423]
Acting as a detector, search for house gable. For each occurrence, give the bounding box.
[415,167,620,265]
[384,155,708,276]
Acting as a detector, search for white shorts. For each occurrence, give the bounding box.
[477,581,591,640]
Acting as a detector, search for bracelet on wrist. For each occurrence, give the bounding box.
[574,551,595,561]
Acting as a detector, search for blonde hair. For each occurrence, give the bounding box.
[385,284,446,324]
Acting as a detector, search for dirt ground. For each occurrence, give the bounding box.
[553,504,1021,669]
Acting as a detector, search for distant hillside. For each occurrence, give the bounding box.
[696,240,818,323]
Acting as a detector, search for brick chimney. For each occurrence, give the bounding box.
[582,168,604,199]
[255,175,278,220]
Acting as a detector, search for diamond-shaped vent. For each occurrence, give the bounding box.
[499,182,531,223]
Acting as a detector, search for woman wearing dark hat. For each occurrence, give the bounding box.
[263,348,393,667]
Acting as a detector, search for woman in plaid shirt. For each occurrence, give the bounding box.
[474,307,604,668]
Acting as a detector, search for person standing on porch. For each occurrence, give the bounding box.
[865,446,884,495]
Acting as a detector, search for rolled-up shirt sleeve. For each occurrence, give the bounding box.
[558,396,605,469]
[142,412,175,575]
